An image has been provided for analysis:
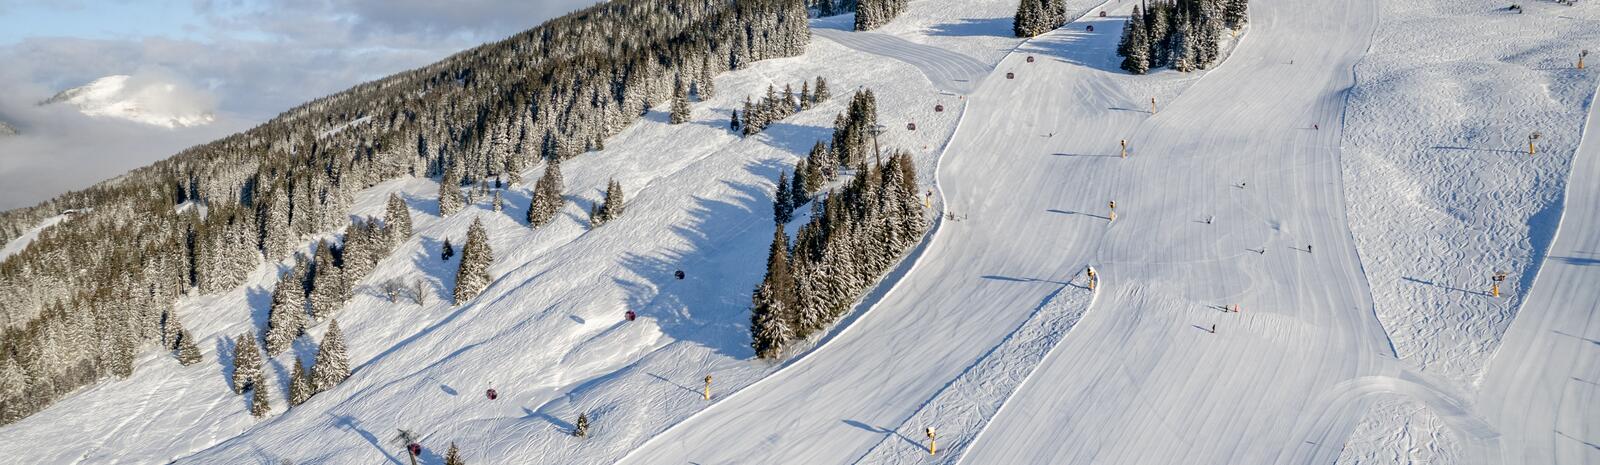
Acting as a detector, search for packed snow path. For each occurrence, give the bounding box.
[1477,79,1600,465]
[812,27,990,95]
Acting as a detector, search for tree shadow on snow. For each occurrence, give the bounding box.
[612,159,790,359]
[522,407,575,434]
[413,236,455,305]
[244,284,273,341]
[841,419,924,449]
[214,336,237,393]
[925,17,1012,38]
[331,414,406,465]
[752,120,834,157]
[1014,16,1129,75]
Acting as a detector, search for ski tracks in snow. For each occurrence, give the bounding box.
[849,271,1098,465]
[811,28,989,95]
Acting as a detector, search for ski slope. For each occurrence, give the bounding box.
[6,0,1600,463]
[1477,78,1600,464]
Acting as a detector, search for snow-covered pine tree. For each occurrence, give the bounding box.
[698,55,718,98]
[751,227,797,358]
[526,158,564,228]
[260,188,294,260]
[444,442,465,465]
[1223,0,1248,30]
[232,332,263,394]
[174,322,202,366]
[439,163,465,216]
[453,218,494,305]
[250,372,271,418]
[814,76,830,103]
[289,357,313,406]
[799,81,813,110]
[386,193,413,240]
[805,141,830,189]
[265,270,307,356]
[308,240,346,320]
[1171,11,1197,72]
[774,171,795,224]
[790,161,810,208]
[574,413,590,438]
[1014,0,1043,37]
[1119,7,1151,74]
[670,78,692,124]
[855,0,906,30]
[492,190,503,213]
[311,319,350,392]
[590,178,624,228]
[741,97,757,135]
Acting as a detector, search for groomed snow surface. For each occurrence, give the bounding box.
[3,0,1600,463]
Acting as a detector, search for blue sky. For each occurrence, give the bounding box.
[0,0,602,209]
[1,1,215,44]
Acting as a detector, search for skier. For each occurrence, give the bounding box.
[1211,324,1217,333]
[1313,123,1319,130]
[1307,244,1313,253]
[1206,215,1213,224]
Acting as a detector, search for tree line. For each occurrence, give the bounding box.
[733,76,832,136]
[1117,0,1248,74]
[751,90,928,358]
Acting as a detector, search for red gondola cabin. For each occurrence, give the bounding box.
[1007,72,1015,79]
[408,444,422,456]
[1086,25,1095,32]
[486,389,498,400]
[1026,56,1035,63]
[935,104,944,112]
[625,310,637,321]
[1099,10,1107,17]
[907,122,917,130]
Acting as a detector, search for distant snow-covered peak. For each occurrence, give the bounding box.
[0,120,16,136]
[41,74,216,129]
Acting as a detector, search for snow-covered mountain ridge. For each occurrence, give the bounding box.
[39,75,215,128]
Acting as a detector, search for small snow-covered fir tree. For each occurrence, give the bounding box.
[250,372,271,418]
[385,193,413,240]
[774,171,795,224]
[574,413,590,438]
[311,319,350,392]
[232,332,263,394]
[526,159,564,228]
[453,218,494,305]
[439,164,465,216]
[174,324,202,366]
[670,78,692,124]
[790,161,810,208]
[289,357,313,406]
[751,228,798,358]
[309,240,346,320]
[814,76,830,102]
[444,442,465,465]
[590,179,625,227]
[265,270,306,356]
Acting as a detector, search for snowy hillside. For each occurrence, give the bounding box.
[39,75,215,128]
[3,0,1600,464]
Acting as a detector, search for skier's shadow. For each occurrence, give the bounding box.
[1047,209,1110,220]
[841,419,923,449]
[646,372,702,397]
